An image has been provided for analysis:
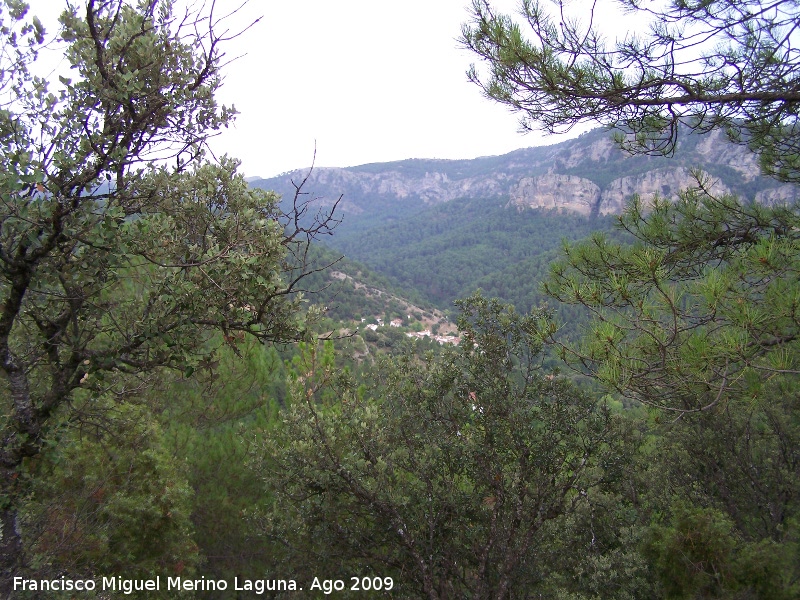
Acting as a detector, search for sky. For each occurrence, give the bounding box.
[210,0,534,177]
[31,0,631,178]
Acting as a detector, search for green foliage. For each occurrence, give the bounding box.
[4,0,800,593]
[542,187,800,594]
[643,502,799,599]
[291,243,438,323]
[161,337,286,586]
[0,0,336,586]
[252,294,631,598]
[536,510,656,600]
[21,397,197,597]
[545,189,800,413]
[328,196,614,315]
[467,6,800,576]
[463,0,800,182]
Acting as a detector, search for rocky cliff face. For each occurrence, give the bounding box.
[250,128,799,221]
[511,174,599,216]
[294,166,515,209]
[693,129,762,179]
[509,168,735,215]
[598,168,733,214]
[755,184,800,206]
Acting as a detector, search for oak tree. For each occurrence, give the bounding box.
[254,295,630,599]
[0,0,337,589]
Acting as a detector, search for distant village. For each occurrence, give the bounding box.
[361,317,460,345]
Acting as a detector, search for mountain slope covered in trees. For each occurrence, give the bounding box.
[249,126,799,327]
[323,197,620,315]
[6,1,800,598]
[250,126,800,238]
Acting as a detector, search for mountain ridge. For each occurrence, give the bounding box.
[250,127,800,226]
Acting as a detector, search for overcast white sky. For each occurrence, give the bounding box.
[210,0,536,177]
[32,0,631,178]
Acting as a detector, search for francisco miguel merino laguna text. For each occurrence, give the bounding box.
[13,576,298,594]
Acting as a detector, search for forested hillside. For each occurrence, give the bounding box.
[252,123,800,331]
[250,125,800,234]
[3,1,800,599]
[323,197,620,317]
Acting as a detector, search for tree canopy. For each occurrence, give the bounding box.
[464,3,800,595]
[254,294,632,599]
[462,0,800,181]
[0,0,336,589]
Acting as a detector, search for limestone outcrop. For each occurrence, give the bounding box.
[511,174,600,216]
[251,128,798,221]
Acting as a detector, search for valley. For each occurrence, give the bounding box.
[266,126,788,329]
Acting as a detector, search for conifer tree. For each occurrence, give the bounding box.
[463,0,800,181]
[464,1,800,593]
